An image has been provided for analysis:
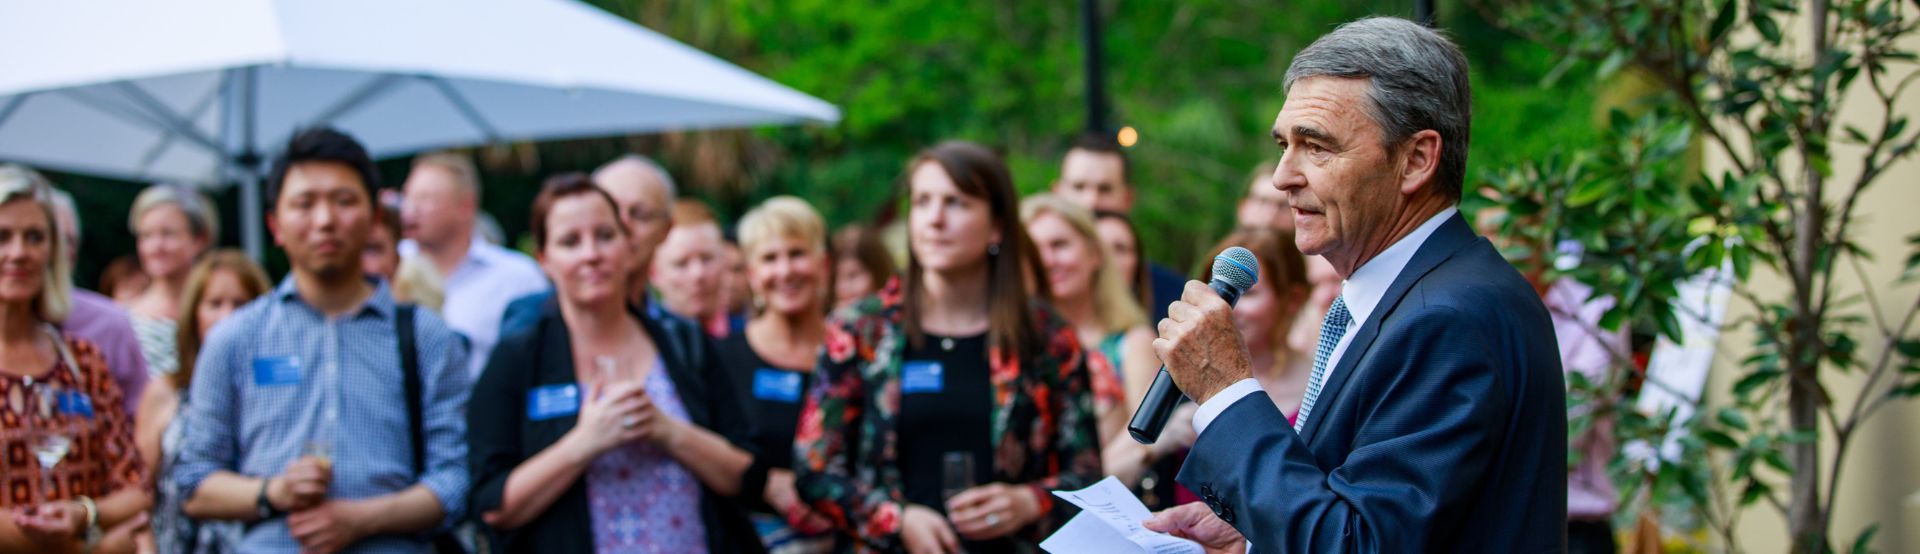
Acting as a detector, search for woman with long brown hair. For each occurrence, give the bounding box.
[135,250,271,553]
[794,141,1101,553]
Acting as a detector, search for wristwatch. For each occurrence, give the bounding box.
[256,478,284,520]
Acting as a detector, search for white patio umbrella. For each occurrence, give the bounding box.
[0,0,839,259]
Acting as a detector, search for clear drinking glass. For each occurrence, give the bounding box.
[32,383,73,503]
[942,451,976,502]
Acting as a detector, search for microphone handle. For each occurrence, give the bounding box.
[1127,369,1184,444]
[1126,279,1244,445]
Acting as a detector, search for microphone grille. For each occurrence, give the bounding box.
[1211,246,1260,294]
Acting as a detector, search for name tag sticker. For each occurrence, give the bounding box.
[752,368,804,404]
[901,361,944,395]
[56,391,95,419]
[527,384,581,421]
[251,356,302,387]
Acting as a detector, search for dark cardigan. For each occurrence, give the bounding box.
[467,299,769,553]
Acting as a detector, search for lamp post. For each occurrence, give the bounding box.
[1080,0,1108,135]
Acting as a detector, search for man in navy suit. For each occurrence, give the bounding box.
[1144,17,1567,553]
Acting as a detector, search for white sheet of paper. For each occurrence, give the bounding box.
[1040,476,1203,554]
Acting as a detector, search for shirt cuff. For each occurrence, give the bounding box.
[1192,379,1263,436]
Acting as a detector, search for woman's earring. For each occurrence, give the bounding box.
[987,242,1001,256]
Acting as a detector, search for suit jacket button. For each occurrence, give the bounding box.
[1218,505,1235,524]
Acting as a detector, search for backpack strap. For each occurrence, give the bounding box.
[396,304,425,477]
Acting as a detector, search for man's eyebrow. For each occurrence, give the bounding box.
[1271,125,1343,149]
[1293,125,1341,148]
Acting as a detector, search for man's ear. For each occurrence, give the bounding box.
[1397,129,1444,196]
[1121,185,1136,212]
[267,213,284,247]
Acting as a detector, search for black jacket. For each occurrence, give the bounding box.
[467,299,769,553]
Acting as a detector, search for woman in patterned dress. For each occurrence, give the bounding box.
[467,174,766,553]
[793,142,1103,553]
[120,186,219,381]
[0,165,149,553]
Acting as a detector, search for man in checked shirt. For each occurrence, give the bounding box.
[174,127,471,553]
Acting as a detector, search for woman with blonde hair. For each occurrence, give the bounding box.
[0,164,149,553]
[122,185,219,380]
[134,249,271,553]
[718,195,836,552]
[1018,194,1153,445]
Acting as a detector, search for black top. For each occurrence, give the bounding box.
[467,298,769,554]
[897,333,1010,551]
[716,333,813,472]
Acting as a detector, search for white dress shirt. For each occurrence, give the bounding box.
[1193,207,1459,436]
[401,237,551,378]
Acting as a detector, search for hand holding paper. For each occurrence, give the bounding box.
[1039,476,1204,554]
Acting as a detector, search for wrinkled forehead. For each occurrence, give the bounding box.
[1273,76,1382,142]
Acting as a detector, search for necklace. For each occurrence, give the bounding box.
[940,337,956,352]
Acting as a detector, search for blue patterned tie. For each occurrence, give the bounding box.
[1294,295,1350,432]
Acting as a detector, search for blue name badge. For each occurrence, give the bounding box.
[56,391,95,419]
[251,356,302,387]
[752,368,804,404]
[527,384,581,421]
[900,361,944,395]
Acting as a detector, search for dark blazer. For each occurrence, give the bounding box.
[467,298,769,554]
[1178,213,1567,553]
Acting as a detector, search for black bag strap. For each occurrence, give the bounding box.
[397,304,425,476]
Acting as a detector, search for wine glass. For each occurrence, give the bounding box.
[33,383,73,503]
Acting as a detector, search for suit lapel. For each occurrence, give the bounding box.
[1299,213,1482,443]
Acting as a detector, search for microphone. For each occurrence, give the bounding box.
[1127,246,1260,445]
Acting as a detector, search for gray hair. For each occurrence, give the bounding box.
[129,184,221,243]
[598,153,678,200]
[1284,16,1472,200]
[0,164,73,323]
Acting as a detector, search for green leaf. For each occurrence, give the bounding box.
[1700,429,1740,449]
[1708,0,1739,43]
[1740,480,1771,506]
[1851,524,1878,554]
[1844,125,1871,144]
[1763,449,1794,473]
[1568,177,1611,207]
[1718,407,1751,431]
[1732,243,1754,280]
[1897,340,1920,360]
[1733,368,1783,396]
[1754,15,1783,43]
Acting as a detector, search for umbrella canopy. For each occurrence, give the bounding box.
[0,0,838,257]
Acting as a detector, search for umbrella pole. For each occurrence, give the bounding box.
[226,66,266,262]
[239,169,264,261]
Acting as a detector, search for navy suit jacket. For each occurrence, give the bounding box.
[1178,213,1568,552]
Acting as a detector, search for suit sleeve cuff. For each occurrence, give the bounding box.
[1192,379,1263,436]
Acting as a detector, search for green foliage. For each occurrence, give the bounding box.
[584,0,1599,272]
[1471,0,1920,551]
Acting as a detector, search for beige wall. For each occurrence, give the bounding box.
[1703,19,1920,554]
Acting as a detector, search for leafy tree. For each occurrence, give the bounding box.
[1471,0,1920,551]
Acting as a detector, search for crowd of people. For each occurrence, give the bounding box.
[0,72,1615,553]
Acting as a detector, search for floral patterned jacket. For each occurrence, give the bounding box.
[794,278,1103,552]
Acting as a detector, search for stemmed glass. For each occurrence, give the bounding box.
[32,382,73,503]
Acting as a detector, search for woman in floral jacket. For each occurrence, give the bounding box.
[794,141,1103,553]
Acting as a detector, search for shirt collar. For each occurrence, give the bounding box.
[1338,206,1458,328]
[398,237,496,278]
[273,275,398,320]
